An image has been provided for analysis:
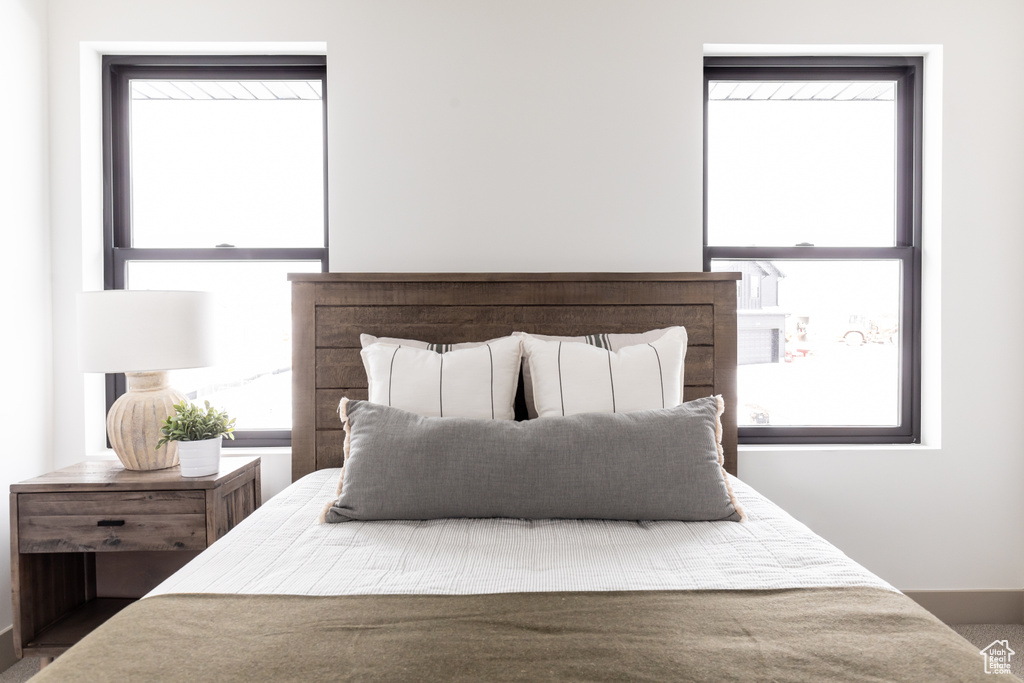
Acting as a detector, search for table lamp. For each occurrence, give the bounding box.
[78,290,216,471]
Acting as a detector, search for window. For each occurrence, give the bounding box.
[103,55,328,447]
[703,57,921,444]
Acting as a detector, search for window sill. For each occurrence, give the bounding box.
[739,442,939,454]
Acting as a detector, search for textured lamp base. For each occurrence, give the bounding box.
[106,371,185,471]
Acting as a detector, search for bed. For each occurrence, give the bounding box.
[36,273,1002,681]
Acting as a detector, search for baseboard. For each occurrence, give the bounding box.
[904,590,1024,625]
[0,626,17,672]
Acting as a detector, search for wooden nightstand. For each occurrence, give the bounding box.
[10,456,260,663]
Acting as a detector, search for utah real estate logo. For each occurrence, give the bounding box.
[980,640,1015,675]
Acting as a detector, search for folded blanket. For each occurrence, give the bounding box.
[35,587,1008,682]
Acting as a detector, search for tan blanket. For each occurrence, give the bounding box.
[36,588,1010,682]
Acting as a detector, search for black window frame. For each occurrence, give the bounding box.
[703,56,923,445]
[102,54,329,448]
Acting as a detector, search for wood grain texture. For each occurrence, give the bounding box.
[316,389,367,428]
[292,281,318,481]
[212,470,259,541]
[713,281,740,476]
[316,305,714,347]
[19,514,206,553]
[19,491,205,517]
[11,493,89,660]
[205,490,217,549]
[309,281,737,307]
[292,273,741,478]
[10,549,91,658]
[11,456,261,493]
[9,457,261,658]
[316,431,347,471]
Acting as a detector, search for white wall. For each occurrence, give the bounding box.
[0,0,54,631]
[44,0,1024,605]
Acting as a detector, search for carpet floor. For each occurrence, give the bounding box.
[952,623,1023,678]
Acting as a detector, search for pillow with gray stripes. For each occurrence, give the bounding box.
[359,333,502,353]
[519,328,688,418]
[322,396,743,523]
[359,336,522,420]
[515,328,688,418]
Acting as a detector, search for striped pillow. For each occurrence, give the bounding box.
[359,336,522,420]
[516,327,688,418]
[520,328,687,418]
[359,334,502,353]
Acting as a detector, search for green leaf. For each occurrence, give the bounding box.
[156,400,237,449]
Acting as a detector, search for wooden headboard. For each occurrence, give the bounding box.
[289,273,740,481]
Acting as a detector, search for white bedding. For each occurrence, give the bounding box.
[150,468,895,597]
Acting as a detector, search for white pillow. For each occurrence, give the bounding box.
[359,334,502,353]
[359,336,522,420]
[515,327,688,418]
[520,328,687,418]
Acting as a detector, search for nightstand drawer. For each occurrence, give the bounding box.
[18,491,207,553]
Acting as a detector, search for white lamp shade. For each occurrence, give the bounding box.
[78,290,216,372]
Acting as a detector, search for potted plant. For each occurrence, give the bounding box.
[156,400,236,477]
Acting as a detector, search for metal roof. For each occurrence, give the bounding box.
[130,80,322,101]
[709,81,894,101]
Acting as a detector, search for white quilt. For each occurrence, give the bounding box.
[151,469,895,597]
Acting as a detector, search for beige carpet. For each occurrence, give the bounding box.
[2,624,1019,681]
[952,623,1023,678]
[0,658,35,683]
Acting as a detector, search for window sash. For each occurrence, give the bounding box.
[703,57,922,445]
[108,248,327,448]
[103,56,328,448]
[707,247,918,444]
[104,56,329,268]
[110,247,328,288]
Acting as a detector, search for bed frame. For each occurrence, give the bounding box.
[289,272,741,479]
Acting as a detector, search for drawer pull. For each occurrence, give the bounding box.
[97,520,125,527]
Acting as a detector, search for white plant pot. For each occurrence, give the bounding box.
[176,437,222,477]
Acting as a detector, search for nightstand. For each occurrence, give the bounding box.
[10,456,260,663]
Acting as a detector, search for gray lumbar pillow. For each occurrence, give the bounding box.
[322,396,743,523]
